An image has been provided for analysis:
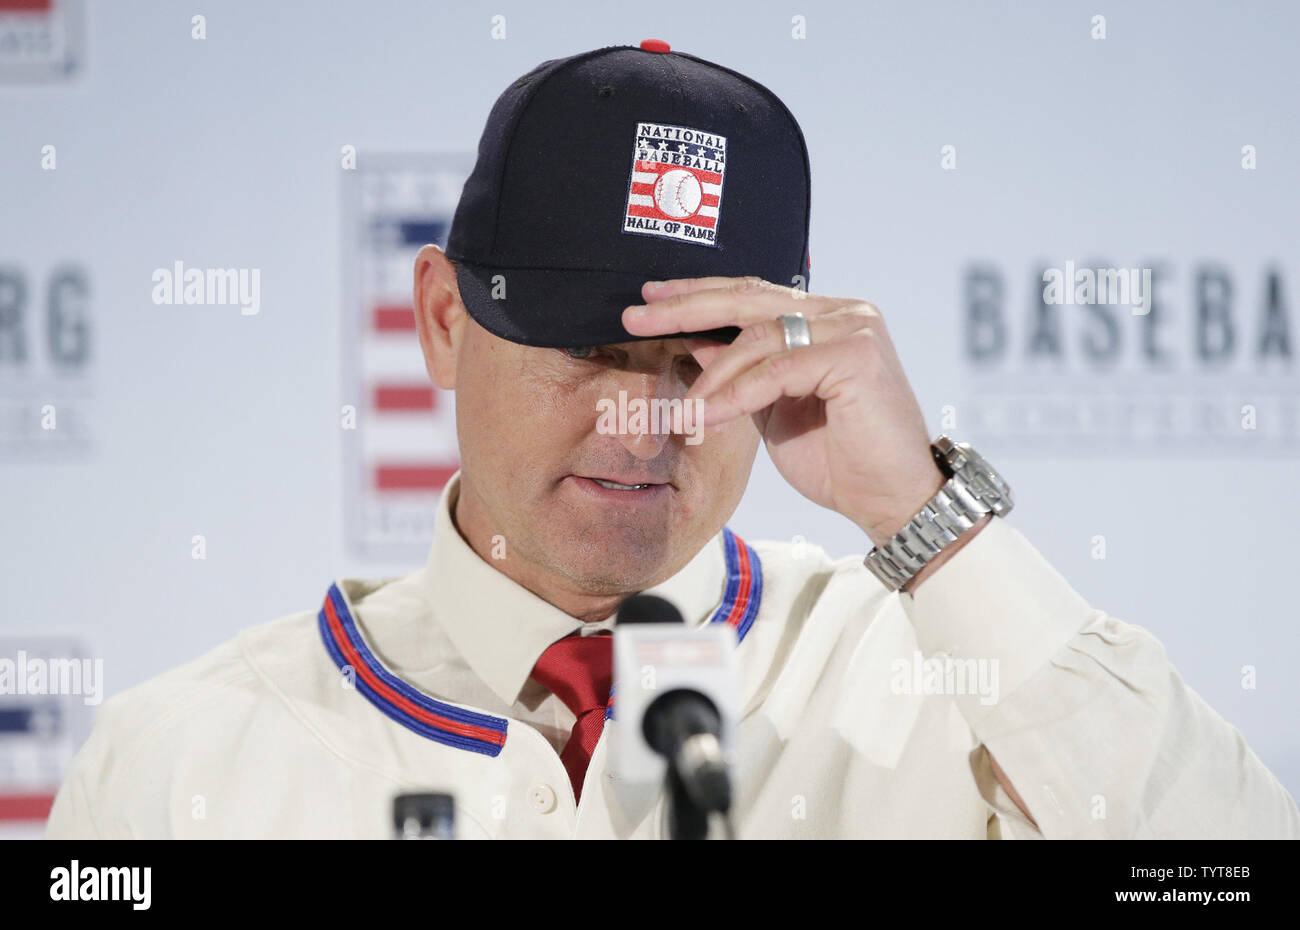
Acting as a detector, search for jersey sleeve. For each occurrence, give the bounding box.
[898,517,1300,839]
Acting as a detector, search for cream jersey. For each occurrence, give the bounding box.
[45,474,1300,839]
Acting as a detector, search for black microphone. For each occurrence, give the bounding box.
[642,689,730,815]
[392,792,455,839]
[616,593,684,626]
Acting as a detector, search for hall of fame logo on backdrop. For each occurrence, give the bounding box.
[341,154,471,560]
[0,0,83,82]
[623,122,726,247]
[958,260,1298,453]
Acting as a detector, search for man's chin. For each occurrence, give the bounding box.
[550,522,676,592]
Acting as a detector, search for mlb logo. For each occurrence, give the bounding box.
[623,121,726,247]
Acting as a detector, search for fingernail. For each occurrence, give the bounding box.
[644,280,665,291]
[626,305,647,318]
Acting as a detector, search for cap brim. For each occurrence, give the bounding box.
[453,260,740,348]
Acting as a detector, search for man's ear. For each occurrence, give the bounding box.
[413,244,465,390]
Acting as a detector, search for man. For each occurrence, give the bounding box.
[47,41,1299,839]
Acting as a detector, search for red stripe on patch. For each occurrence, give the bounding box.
[630,183,720,209]
[625,203,717,229]
[635,161,722,186]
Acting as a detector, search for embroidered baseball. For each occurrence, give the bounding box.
[654,169,703,219]
[623,121,726,247]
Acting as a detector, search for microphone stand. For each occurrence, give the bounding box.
[665,762,711,840]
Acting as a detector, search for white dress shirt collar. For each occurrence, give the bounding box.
[423,471,728,707]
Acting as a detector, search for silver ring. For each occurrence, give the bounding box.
[778,312,811,350]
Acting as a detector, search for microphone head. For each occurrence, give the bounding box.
[393,792,455,839]
[616,593,685,625]
[611,595,741,789]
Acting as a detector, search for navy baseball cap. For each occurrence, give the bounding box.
[444,40,812,348]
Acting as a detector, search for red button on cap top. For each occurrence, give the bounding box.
[640,39,671,53]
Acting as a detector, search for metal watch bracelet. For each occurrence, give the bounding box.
[862,473,991,592]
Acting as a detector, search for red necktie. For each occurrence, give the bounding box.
[529,631,613,805]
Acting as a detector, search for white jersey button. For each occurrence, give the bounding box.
[528,784,558,814]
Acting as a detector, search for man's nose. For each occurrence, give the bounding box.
[618,420,668,460]
[609,374,675,461]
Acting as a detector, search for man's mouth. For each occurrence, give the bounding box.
[567,474,673,499]
[591,478,656,491]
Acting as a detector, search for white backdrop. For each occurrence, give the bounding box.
[2,0,1297,830]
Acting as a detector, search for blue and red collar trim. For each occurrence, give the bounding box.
[317,528,762,752]
[317,584,509,756]
[714,527,763,643]
[605,527,762,720]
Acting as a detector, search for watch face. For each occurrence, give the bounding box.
[952,442,1014,515]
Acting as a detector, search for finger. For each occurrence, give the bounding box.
[688,310,868,401]
[700,340,859,427]
[682,336,727,371]
[640,275,778,302]
[624,277,814,338]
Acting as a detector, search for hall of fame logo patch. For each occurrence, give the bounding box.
[623,121,726,247]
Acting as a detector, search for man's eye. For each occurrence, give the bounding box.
[563,346,594,360]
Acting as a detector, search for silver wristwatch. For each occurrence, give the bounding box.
[863,435,1013,591]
